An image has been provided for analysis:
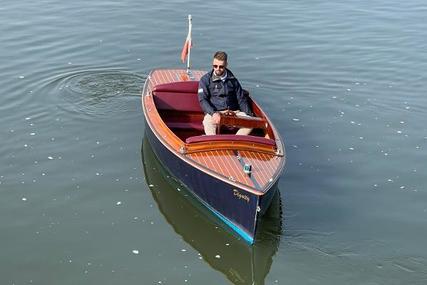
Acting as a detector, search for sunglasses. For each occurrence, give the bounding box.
[212,64,225,69]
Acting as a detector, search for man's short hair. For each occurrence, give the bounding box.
[213,51,228,62]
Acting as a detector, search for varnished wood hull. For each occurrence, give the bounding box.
[142,69,286,243]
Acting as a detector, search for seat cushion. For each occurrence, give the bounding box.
[152,81,202,112]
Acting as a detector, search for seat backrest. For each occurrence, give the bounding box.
[153,81,199,93]
[152,81,202,112]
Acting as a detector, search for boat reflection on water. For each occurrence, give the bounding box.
[141,135,283,285]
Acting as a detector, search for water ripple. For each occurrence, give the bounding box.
[42,68,146,119]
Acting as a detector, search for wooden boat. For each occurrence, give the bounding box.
[142,136,282,284]
[141,68,286,244]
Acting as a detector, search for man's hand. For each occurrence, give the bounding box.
[212,112,221,124]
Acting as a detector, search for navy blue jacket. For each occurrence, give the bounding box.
[198,69,253,116]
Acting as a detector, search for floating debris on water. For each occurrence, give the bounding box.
[215,255,221,259]
[116,201,122,206]
[132,250,139,255]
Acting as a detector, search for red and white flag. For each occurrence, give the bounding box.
[180,33,191,63]
[180,15,192,64]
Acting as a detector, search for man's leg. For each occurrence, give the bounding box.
[202,113,217,135]
[234,111,253,135]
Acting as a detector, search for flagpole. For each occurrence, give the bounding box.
[186,14,192,74]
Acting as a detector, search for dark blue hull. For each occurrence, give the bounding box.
[145,123,278,243]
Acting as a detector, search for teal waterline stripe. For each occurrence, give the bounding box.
[211,208,254,244]
[199,199,254,244]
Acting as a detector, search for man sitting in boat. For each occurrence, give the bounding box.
[198,51,253,135]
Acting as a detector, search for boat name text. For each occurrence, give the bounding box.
[233,189,250,203]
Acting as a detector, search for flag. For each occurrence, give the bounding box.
[180,37,190,63]
[180,31,191,63]
[181,15,192,63]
